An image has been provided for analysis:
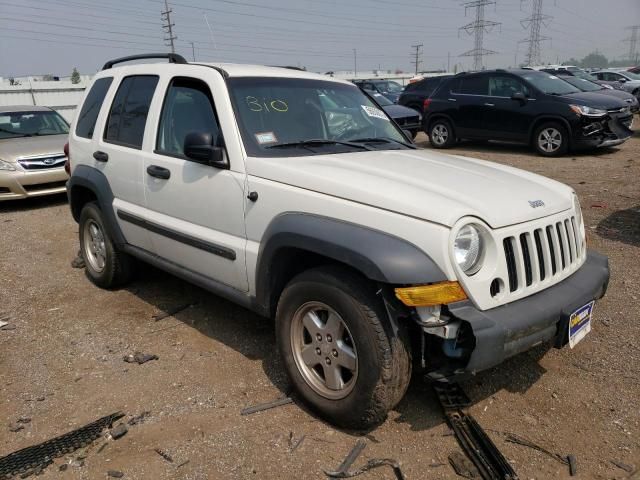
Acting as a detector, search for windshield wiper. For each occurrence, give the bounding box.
[350,137,417,149]
[265,139,372,151]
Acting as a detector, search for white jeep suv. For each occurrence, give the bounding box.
[66,54,610,429]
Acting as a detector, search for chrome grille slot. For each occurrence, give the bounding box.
[503,237,518,292]
[533,229,546,281]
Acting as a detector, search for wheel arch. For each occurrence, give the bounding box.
[67,165,126,247]
[255,213,447,317]
[528,116,573,145]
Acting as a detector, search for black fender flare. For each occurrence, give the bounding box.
[66,165,126,247]
[255,212,447,311]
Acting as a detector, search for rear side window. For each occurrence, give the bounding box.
[452,76,489,95]
[156,77,221,158]
[105,75,158,149]
[75,77,112,139]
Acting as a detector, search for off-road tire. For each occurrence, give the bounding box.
[276,266,411,430]
[79,202,134,289]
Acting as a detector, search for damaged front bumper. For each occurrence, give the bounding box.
[573,110,633,149]
[427,250,609,376]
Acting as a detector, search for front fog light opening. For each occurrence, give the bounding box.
[454,223,485,275]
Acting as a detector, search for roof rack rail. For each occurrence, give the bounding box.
[102,53,188,70]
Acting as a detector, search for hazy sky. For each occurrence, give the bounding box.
[1,0,639,77]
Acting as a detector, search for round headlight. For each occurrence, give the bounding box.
[454,224,484,275]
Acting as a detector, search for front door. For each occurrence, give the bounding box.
[483,74,535,141]
[141,74,248,291]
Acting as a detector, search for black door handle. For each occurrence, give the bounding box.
[146,165,171,180]
[93,151,109,162]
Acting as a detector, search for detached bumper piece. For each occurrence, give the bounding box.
[0,412,123,479]
[433,382,518,480]
[577,110,633,149]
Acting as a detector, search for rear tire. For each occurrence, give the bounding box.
[533,122,569,157]
[428,119,456,148]
[79,202,134,289]
[276,266,411,430]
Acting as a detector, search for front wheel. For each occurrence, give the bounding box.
[533,122,569,157]
[428,119,456,148]
[276,267,411,430]
[79,202,134,288]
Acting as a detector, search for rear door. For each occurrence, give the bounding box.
[140,68,249,291]
[483,74,535,141]
[93,73,159,251]
[450,74,490,138]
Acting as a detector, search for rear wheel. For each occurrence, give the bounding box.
[533,122,569,157]
[79,202,134,288]
[276,266,411,430]
[428,119,456,148]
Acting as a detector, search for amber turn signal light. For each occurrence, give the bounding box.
[394,281,468,307]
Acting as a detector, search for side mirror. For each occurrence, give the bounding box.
[184,132,226,167]
[618,78,628,83]
[511,92,527,103]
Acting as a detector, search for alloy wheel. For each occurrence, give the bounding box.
[83,220,107,273]
[538,127,562,153]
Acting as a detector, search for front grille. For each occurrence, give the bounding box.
[23,181,66,192]
[17,153,66,170]
[502,214,582,294]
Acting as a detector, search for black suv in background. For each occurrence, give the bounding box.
[423,69,633,156]
[398,75,452,112]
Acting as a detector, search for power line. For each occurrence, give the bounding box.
[519,0,552,66]
[459,0,501,71]
[161,0,177,54]
[410,43,423,74]
[624,25,640,64]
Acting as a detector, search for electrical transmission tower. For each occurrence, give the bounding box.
[161,0,177,54]
[520,0,552,66]
[459,1,501,71]
[411,44,424,75]
[624,25,640,64]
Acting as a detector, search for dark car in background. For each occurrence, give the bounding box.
[361,89,421,138]
[352,79,404,103]
[423,69,633,156]
[558,75,639,113]
[398,75,452,113]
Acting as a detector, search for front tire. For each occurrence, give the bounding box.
[533,122,569,157]
[276,267,411,430]
[428,119,456,148]
[79,202,134,289]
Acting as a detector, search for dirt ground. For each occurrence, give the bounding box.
[1,132,639,480]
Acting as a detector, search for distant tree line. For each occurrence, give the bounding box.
[563,52,636,69]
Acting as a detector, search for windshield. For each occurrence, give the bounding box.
[228,77,407,157]
[0,110,69,139]
[621,71,640,80]
[571,70,598,82]
[561,76,602,92]
[376,81,403,93]
[521,72,581,95]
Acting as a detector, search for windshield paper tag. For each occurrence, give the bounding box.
[255,132,278,144]
[361,105,389,121]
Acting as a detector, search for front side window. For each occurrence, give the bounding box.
[376,81,403,93]
[488,75,530,97]
[228,77,408,157]
[105,75,158,149]
[156,77,221,157]
[0,110,68,139]
[76,77,112,139]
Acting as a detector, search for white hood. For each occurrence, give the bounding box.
[246,148,573,229]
